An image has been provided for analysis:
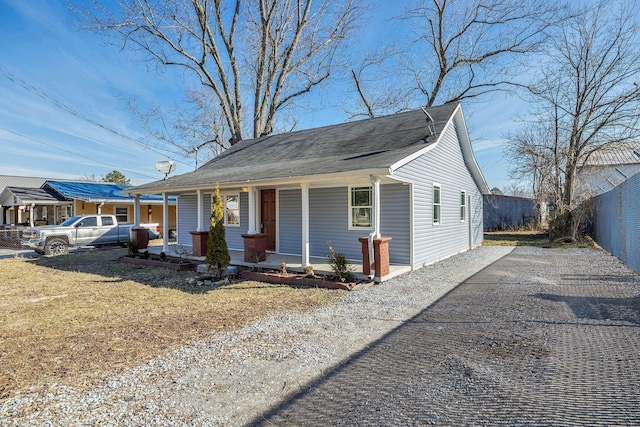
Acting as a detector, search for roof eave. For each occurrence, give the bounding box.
[127,168,393,195]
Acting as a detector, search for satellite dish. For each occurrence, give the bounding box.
[155,160,176,179]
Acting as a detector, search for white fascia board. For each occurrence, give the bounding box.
[127,168,392,195]
[454,107,491,195]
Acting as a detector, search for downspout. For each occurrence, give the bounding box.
[97,202,104,215]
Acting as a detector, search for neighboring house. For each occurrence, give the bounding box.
[0,180,177,234]
[483,194,538,231]
[578,143,640,197]
[0,175,50,226]
[129,102,490,280]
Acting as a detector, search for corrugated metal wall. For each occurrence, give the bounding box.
[592,173,640,273]
[483,195,537,231]
[393,121,483,267]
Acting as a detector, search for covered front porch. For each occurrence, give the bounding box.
[131,172,412,283]
[146,244,412,282]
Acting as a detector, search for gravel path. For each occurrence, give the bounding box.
[1,246,513,426]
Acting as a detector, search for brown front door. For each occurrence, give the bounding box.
[261,189,276,251]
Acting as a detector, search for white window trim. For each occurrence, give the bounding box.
[433,183,441,226]
[223,192,241,227]
[348,185,373,230]
[460,190,467,223]
[114,205,129,223]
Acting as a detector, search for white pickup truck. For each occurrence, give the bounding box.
[21,214,160,256]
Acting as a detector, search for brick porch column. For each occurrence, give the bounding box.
[373,237,392,282]
[190,231,208,257]
[358,237,374,276]
[242,233,268,262]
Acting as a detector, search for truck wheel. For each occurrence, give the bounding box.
[44,238,69,256]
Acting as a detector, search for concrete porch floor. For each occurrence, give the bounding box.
[146,244,412,282]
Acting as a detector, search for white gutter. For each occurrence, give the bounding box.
[126,168,392,195]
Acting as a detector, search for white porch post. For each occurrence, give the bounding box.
[301,182,310,267]
[247,186,257,234]
[372,176,381,238]
[133,195,141,227]
[196,189,203,231]
[162,192,169,252]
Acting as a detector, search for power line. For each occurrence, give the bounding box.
[0,126,159,180]
[0,67,195,169]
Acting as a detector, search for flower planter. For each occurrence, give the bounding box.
[118,255,197,271]
[241,270,356,291]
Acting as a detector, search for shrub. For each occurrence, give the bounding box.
[205,184,231,280]
[127,239,138,256]
[326,243,354,282]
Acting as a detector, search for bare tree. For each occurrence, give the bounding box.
[506,1,640,238]
[348,0,566,117]
[346,47,413,119]
[76,0,367,146]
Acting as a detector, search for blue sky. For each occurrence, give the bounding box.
[0,0,521,189]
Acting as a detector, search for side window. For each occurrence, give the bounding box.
[349,186,372,229]
[460,191,466,222]
[225,194,240,226]
[79,217,97,227]
[433,184,441,225]
[101,216,114,226]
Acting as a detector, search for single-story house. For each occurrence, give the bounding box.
[129,102,490,281]
[0,175,50,227]
[0,180,177,234]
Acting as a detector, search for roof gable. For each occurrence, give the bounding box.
[0,186,69,206]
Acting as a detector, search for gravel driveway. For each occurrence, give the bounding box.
[2,246,639,426]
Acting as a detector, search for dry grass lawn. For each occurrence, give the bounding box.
[0,247,343,401]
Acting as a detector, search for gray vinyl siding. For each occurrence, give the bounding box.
[306,185,410,264]
[279,189,302,254]
[394,121,483,267]
[176,194,199,246]
[175,192,246,250]
[380,183,411,264]
[309,187,362,260]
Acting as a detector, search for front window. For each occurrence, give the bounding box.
[225,194,240,226]
[350,186,372,229]
[460,191,466,222]
[115,206,129,223]
[433,184,441,225]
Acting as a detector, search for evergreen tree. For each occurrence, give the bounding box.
[102,170,131,185]
[205,184,230,280]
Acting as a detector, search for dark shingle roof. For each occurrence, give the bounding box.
[131,103,459,193]
[3,186,69,205]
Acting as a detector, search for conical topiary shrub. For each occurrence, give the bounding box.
[205,184,231,280]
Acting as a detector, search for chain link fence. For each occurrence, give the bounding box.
[0,228,24,248]
[592,173,640,274]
